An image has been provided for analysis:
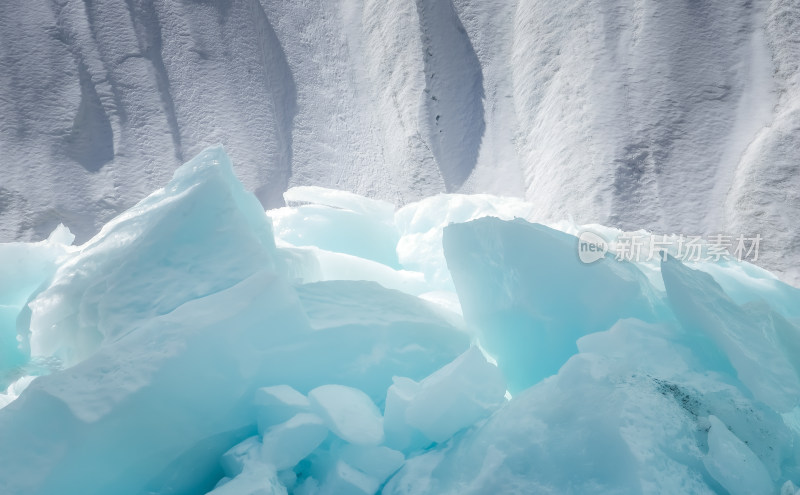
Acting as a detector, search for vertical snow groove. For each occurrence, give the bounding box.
[65,59,115,172]
[124,0,184,162]
[249,0,296,207]
[721,0,800,285]
[80,0,128,126]
[49,0,115,172]
[414,0,485,191]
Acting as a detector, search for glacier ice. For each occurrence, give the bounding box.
[443,216,662,392]
[394,193,537,290]
[220,436,266,479]
[315,460,381,495]
[703,415,773,495]
[309,385,384,446]
[25,146,279,367]
[663,255,800,412]
[398,346,506,444]
[1,146,800,494]
[290,280,470,399]
[255,385,312,435]
[0,225,73,382]
[261,413,329,470]
[211,438,287,495]
[0,148,467,495]
[271,187,400,268]
[337,445,405,483]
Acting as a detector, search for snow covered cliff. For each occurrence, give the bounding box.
[1,0,798,284]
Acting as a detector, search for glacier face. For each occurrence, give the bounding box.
[2,147,800,494]
[1,0,799,285]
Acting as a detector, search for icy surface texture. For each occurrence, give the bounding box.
[1,147,800,494]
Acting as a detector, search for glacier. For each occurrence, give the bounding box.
[1,146,800,494]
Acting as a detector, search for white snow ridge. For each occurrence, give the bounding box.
[0,0,799,284]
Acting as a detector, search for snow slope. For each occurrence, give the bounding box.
[0,0,798,284]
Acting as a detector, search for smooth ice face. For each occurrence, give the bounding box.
[703,415,773,495]
[443,217,662,392]
[696,260,800,321]
[381,347,506,453]
[270,187,431,296]
[383,376,429,453]
[278,244,430,296]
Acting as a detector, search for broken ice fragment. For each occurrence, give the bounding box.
[309,384,384,446]
[261,413,329,470]
[254,385,311,435]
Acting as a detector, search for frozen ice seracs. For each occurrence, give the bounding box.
[25,146,279,367]
[0,149,469,495]
[443,216,661,392]
[2,148,800,494]
[662,255,800,412]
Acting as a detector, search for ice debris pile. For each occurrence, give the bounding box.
[1,146,799,495]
